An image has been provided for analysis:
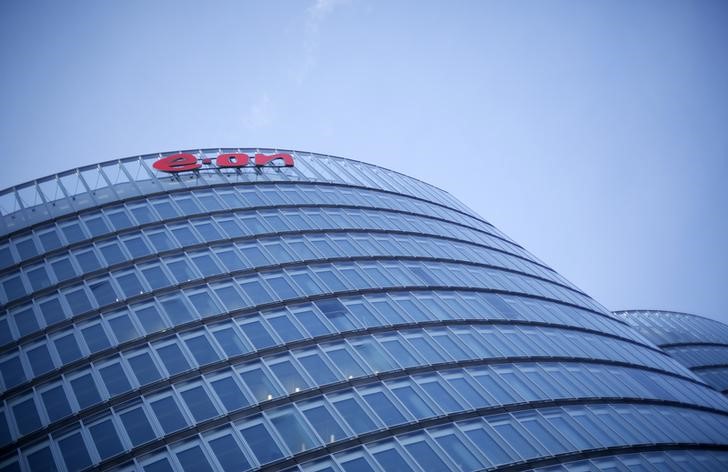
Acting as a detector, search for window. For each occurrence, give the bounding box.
[180,386,219,421]
[128,352,162,385]
[54,332,83,363]
[61,222,86,244]
[240,365,280,402]
[120,406,156,446]
[403,437,451,472]
[0,356,25,388]
[151,396,188,433]
[99,241,126,265]
[108,313,140,343]
[392,384,436,419]
[99,362,132,396]
[184,334,220,365]
[211,376,249,412]
[27,344,55,375]
[148,231,175,252]
[188,290,220,318]
[89,419,124,459]
[27,265,51,291]
[298,352,338,385]
[107,209,133,230]
[160,296,196,325]
[123,235,152,258]
[240,320,275,349]
[38,297,66,325]
[191,253,221,277]
[58,432,92,471]
[116,271,145,298]
[89,279,118,306]
[362,390,407,426]
[2,275,26,301]
[156,343,191,376]
[70,373,102,408]
[13,306,39,336]
[267,312,304,342]
[269,359,308,394]
[13,397,42,435]
[302,403,347,444]
[166,258,197,284]
[39,229,63,251]
[332,395,377,434]
[75,249,101,272]
[212,327,248,357]
[135,304,168,334]
[240,422,284,465]
[269,408,317,453]
[41,385,72,421]
[316,299,355,331]
[141,265,171,290]
[176,446,214,472]
[208,434,252,472]
[214,285,246,311]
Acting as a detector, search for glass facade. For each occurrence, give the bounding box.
[616,310,728,396]
[1,148,727,471]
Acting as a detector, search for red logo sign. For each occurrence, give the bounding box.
[153,152,294,173]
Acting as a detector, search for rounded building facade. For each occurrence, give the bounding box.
[616,310,728,396]
[0,149,727,471]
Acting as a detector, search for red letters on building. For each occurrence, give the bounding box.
[152,153,202,173]
[153,152,294,173]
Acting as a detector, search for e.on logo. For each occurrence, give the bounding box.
[153,152,294,173]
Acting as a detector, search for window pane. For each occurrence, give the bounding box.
[41,385,72,421]
[333,397,377,434]
[100,362,132,396]
[120,407,156,446]
[157,343,191,375]
[59,432,92,472]
[176,445,214,472]
[303,404,346,444]
[151,396,188,433]
[181,386,219,421]
[209,434,251,472]
[240,423,284,464]
[13,398,42,435]
[211,376,249,412]
[70,373,102,408]
[270,409,317,453]
[90,419,124,459]
[213,328,248,357]
[128,352,162,385]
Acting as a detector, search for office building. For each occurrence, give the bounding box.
[1,149,727,471]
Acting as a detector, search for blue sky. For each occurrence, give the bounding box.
[1,0,727,322]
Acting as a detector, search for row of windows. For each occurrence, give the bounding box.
[1,227,578,344]
[1,203,554,307]
[276,406,727,472]
[0,288,648,396]
[3,358,728,470]
[665,345,728,369]
[0,150,480,235]
[1,180,505,271]
[616,310,728,346]
[0,206,572,314]
[7,393,727,472]
[4,317,709,443]
[531,450,728,472]
[0,259,629,392]
[280,405,728,472]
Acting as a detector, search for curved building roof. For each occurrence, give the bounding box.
[615,310,728,395]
